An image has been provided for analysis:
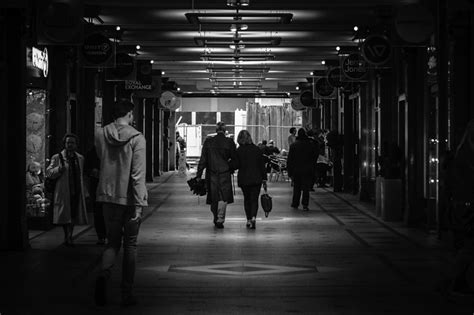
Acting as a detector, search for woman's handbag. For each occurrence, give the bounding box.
[260,181,272,217]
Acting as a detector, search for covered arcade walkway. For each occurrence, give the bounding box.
[1,172,471,314]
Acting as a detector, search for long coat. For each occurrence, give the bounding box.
[46,150,88,225]
[233,143,267,187]
[287,136,318,180]
[196,133,237,205]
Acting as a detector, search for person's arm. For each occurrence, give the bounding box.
[259,151,267,181]
[45,154,63,179]
[130,135,148,207]
[196,139,208,178]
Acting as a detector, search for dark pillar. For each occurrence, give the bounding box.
[102,79,115,126]
[343,93,355,193]
[48,47,69,155]
[405,47,427,226]
[135,98,144,133]
[359,81,371,201]
[77,68,97,153]
[0,9,28,249]
[153,102,161,177]
[163,110,170,172]
[144,99,154,182]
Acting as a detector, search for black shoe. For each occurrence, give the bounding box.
[121,295,138,308]
[94,275,107,307]
[215,222,224,229]
[250,218,256,229]
[246,220,252,228]
[303,206,309,211]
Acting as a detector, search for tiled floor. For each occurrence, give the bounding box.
[1,171,473,314]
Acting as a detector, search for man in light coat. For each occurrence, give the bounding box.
[94,99,148,307]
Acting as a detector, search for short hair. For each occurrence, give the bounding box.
[237,130,253,145]
[216,121,226,133]
[297,128,307,138]
[289,127,296,134]
[112,99,135,119]
[62,133,79,145]
[262,140,267,145]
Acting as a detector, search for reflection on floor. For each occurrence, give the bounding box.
[2,171,472,314]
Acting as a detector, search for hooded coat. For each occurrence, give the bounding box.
[95,123,148,207]
[46,150,88,225]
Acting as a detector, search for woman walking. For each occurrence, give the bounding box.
[46,133,88,246]
[232,130,267,229]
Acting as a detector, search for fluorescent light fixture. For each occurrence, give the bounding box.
[185,12,293,25]
[194,36,281,47]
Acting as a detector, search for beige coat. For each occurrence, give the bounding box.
[46,150,88,225]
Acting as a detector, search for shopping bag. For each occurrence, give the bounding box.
[260,181,272,217]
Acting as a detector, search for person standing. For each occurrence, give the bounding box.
[287,128,318,211]
[196,122,237,229]
[46,133,88,246]
[84,145,106,245]
[94,99,148,307]
[288,127,297,148]
[232,130,267,229]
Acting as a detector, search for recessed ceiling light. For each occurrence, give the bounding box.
[296,86,299,90]
[116,26,121,31]
[150,60,154,64]
[321,60,326,65]
[336,46,341,51]
[310,71,313,75]
[161,71,165,75]
[353,26,359,31]
[136,45,141,50]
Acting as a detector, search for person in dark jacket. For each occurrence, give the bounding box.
[232,130,267,229]
[196,122,237,229]
[287,128,318,211]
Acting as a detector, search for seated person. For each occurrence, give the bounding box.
[26,161,43,191]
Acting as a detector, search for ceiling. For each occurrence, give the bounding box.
[84,0,421,97]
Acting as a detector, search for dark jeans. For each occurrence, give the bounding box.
[94,202,106,239]
[241,184,261,220]
[292,175,312,207]
[316,163,330,186]
[101,204,141,297]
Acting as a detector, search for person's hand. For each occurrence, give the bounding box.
[132,206,143,222]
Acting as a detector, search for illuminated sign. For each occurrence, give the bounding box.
[32,47,49,77]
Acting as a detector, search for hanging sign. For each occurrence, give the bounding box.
[314,77,336,98]
[327,67,349,89]
[395,4,434,43]
[125,80,153,90]
[361,35,391,65]
[32,47,49,77]
[342,53,368,80]
[106,53,136,81]
[81,33,114,66]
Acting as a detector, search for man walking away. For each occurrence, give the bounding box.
[196,122,237,228]
[94,99,148,307]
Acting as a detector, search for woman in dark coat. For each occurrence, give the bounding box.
[232,130,267,229]
[287,128,318,211]
[196,122,237,228]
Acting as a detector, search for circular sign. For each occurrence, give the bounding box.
[112,53,135,78]
[361,35,391,65]
[300,90,314,107]
[342,53,368,80]
[315,77,335,97]
[160,91,179,110]
[82,33,113,64]
[291,96,305,111]
[395,4,434,43]
[327,67,349,89]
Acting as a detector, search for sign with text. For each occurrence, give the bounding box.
[314,77,336,99]
[342,53,368,81]
[81,33,115,67]
[125,80,153,90]
[32,47,48,77]
[361,35,391,65]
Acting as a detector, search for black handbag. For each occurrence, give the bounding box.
[187,177,207,196]
[260,182,272,217]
